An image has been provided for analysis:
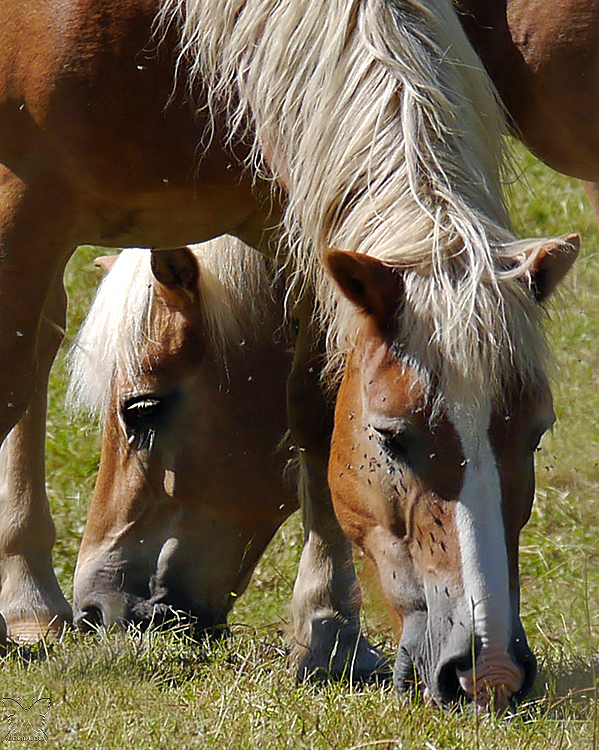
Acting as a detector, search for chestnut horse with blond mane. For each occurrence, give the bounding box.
[0,0,584,710]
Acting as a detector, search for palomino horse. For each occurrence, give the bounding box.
[69,239,300,639]
[0,0,389,685]
[0,0,579,709]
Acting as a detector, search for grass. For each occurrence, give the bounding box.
[2,143,599,748]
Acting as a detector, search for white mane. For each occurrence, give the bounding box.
[68,236,275,416]
[163,0,549,397]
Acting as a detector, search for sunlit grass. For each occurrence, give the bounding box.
[2,144,599,747]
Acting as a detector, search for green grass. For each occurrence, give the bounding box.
[3,143,599,748]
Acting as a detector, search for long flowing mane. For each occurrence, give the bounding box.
[68,237,275,415]
[164,0,549,397]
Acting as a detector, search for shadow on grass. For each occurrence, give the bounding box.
[521,654,599,724]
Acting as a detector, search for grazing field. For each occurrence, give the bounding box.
[2,143,599,748]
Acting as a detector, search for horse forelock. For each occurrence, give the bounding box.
[67,248,152,417]
[393,260,551,407]
[67,237,275,417]
[165,0,548,400]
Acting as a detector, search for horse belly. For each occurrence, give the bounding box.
[0,0,268,249]
[507,0,599,180]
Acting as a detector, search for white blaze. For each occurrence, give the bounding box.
[449,399,511,652]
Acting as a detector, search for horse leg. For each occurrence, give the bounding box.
[287,298,389,682]
[0,169,77,441]
[0,269,73,642]
[583,181,599,226]
[0,167,78,643]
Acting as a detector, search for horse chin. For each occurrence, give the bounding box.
[124,597,230,640]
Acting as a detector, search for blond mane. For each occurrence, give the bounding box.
[68,236,275,416]
[163,0,549,398]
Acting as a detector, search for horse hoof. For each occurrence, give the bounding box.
[294,622,391,684]
[5,615,68,644]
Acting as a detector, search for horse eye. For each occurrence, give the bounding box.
[121,395,168,450]
[374,427,411,461]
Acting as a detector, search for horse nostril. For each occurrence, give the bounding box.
[75,604,106,631]
[436,656,468,704]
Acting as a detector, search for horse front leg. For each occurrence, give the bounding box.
[0,166,79,645]
[287,298,389,682]
[0,271,72,642]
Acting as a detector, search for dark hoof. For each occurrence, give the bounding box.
[296,621,391,684]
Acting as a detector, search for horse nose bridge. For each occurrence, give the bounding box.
[448,399,516,659]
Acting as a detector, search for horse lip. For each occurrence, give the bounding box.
[123,596,230,638]
[456,648,525,708]
[393,644,418,693]
[512,637,537,700]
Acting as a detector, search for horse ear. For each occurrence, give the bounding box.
[529,233,579,302]
[150,247,200,306]
[94,254,119,273]
[324,249,403,330]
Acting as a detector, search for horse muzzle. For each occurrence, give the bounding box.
[74,592,228,639]
[393,608,536,711]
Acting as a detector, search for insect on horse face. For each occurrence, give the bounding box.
[325,240,577,711]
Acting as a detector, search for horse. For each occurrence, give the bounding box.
[69,239,394,682]
[0,0,389,686]
[68,239,302,637]
[0,0,579,710]
[455,0,599,216]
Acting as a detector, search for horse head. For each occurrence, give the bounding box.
[325,234,578,711]
[73,242,296,636]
